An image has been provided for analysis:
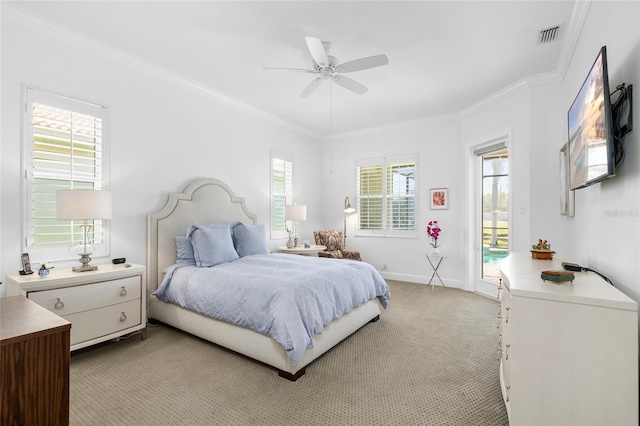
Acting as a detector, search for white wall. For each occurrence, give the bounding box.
[560,1,640,300]
[325,1,639,300]
[322,117,466,288]
[0,14,323,285]
[2,2,639,304]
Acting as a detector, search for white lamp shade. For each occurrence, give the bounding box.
[344,197,356,214]
[285,204,307,221]
[56,190,112,220]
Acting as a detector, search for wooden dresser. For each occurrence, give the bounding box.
[499,252,638,425]
[1,295,71,426]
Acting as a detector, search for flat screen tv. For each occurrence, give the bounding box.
[567,46,615,190]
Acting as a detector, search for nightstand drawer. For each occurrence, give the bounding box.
[28,276,141,316]
[65,299,141,346]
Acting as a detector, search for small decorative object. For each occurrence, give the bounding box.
[285,225,295,248]
[427,220,441,253]
[531,239,555,259]
[430,188,448,210]
[303,240,310,248]
[541,270,575,284]
[38,264,50,278]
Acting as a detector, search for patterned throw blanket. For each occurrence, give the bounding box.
[153,253,390,367]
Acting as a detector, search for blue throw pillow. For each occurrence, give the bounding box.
[187,223,239,267]
[231,222,269,257]
[175,236,195,265]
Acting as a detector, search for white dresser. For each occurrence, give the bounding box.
[6,263,146,351]
[499,253,638,425]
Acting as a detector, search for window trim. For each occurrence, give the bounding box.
[355,154,419,239]
[22,87,110,263]
[270,149,293,240]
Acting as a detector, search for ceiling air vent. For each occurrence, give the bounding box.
[538,26,561,44]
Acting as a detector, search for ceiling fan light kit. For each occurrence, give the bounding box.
[265,36,389,97]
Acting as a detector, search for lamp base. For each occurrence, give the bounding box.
[72,265,98,272]
[73,252,98,273]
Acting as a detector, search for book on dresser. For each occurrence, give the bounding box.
[499,252,638,426]
[6,263,147,351]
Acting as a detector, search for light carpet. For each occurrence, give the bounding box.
[70,280,508,425]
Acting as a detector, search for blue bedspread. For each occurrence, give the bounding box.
[153,253,390,367]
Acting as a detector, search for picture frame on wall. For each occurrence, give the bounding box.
[430,188,448,210]
[559,143,575,216]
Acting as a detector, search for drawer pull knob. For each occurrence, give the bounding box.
[54,298,64,310]
[120,287,127,297]
[120,312,127,322]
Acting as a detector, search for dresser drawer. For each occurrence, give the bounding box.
[28,276,141,316]
[65,299,141,346]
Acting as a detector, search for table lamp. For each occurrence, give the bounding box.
[56,189,112,272]
[285,204,307,247]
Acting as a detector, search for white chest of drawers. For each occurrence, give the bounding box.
[6,264,146,351]
[499,253,638,425]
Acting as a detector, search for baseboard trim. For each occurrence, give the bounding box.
[380,271,465,290]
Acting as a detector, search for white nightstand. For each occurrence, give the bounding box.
[6,263,146,351]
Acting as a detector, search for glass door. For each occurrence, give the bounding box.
[481,149,509,284]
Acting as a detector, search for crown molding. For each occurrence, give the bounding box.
[1,3,322,141]
[555,0,591,81]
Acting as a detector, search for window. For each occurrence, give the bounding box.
[356,154,418,238]
[23,88,109,262]
[270,150,293,239]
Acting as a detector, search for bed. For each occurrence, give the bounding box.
[147,178,389,380]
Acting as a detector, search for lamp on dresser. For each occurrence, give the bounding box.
[56,189,112,272]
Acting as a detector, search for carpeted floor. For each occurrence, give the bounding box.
[70,281,508,425]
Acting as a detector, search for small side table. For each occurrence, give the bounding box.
[426,254,445,290]
[279,245,326,255]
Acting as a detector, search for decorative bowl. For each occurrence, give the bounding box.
[530,250,554,260]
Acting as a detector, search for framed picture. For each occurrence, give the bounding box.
[559,143,574,216]
[430,188,448,210]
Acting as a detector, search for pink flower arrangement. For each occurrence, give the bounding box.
[426,220,441,248]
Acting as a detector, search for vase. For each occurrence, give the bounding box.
[431,246,440,255]
[286,237,294,248]
[38,268,50,278]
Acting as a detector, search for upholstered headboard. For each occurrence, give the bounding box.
[146,178,257,294]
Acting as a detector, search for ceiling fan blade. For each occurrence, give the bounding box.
[305,36,329,67]
[336,54,389,73]
[300,78,323,98]
[263,66,316,73]
[332,75,368,95]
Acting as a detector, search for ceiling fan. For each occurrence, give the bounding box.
[264,36,389,97]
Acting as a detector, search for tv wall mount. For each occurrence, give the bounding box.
[611,83,633,165]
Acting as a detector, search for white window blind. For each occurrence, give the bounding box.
[271,150,293,239]
[24,88,109,262]
[356,155,418,238]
